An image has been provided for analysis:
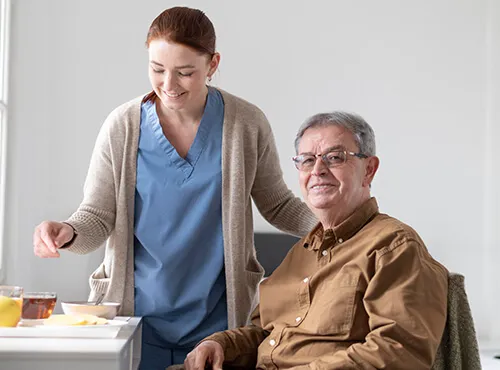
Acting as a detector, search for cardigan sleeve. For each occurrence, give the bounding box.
[63,114,118,255]
[251,121,317,237]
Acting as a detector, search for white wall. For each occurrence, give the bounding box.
[483,0,500,348]
[2,0,499,344]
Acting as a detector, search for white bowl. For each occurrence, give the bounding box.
[61,301,121,320]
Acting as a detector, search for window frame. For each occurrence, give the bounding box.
[0,0,11,282]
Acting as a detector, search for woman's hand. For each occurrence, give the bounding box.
[33,221,74,258]
[184,340,224,370]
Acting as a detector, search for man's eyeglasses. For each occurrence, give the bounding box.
[292,149,368,171]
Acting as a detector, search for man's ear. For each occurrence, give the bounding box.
[363,156,379,187]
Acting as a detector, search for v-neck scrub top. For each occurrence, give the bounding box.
[133,87,227,348]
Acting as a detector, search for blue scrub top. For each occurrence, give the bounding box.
[134,87,227,349]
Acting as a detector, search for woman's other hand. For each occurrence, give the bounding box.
[33,221,74,258]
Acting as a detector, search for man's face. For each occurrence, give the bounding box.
[297,125,377,220]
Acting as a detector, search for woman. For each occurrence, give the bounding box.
[33,6,315,369]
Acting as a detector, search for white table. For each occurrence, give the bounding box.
[0,317,142,370]
[481,349,500,370]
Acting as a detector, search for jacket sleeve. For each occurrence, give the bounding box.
[201,306,269,369]
[63,115,117,255]
[251,125,317,237]
[301,239,448,370]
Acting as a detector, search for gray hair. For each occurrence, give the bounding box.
[294,111,376,156]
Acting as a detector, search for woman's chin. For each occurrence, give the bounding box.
[160,99,187,111]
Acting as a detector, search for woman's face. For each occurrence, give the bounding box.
[148,39,219,113]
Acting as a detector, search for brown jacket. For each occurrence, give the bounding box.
[205,198,449,369]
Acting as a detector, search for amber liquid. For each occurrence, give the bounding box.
[22,296,57,319]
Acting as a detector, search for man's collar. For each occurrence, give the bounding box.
[302,197,379,251]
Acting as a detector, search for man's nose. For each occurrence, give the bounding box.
[311,156,328,176]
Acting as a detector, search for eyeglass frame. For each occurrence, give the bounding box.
[292,148,368,171]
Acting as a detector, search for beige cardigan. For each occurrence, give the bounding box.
[64,89,316,328]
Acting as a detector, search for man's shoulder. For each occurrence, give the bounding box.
[371,213,420,236]
[366,213,447,265]
[365,213,427,251]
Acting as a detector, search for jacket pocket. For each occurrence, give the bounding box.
[245,257,265,286]
[245,269,264,289]
[88,262,111,301]
[244,266,265,312]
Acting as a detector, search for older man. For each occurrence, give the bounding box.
[184,112,448,370]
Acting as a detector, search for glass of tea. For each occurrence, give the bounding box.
[22,292,57,320]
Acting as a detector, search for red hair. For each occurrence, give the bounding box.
[143,7,216,103]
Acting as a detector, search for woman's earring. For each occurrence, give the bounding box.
[208,76,212,83]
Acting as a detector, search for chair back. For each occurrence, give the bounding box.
[431,273,482,370]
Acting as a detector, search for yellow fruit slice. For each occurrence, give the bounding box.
[95,317,108,325]
[80,315,108,325]
[43,314,109,326]
[78,314,102,325]
[44,314,86,326]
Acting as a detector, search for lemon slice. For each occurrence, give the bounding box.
[78,314,109,325]
[95,317,108,325]
[44,314,86,326]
